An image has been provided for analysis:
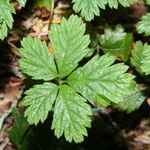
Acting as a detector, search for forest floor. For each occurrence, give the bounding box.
[0,0,150,150]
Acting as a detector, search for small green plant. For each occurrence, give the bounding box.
[0,0,149,146]
[19,15,138,143]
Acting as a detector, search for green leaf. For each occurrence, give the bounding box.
[113,87,146,113]
[20,15,137,143]
[0,0,15,40]
[100,25,133,61]
[72,0,107,21]
[49,15,90,78]
[52,85,92,143]
[17,0,27,6]
[33,0,52,11]
[23,83,58,125]
[8,108,29,150]
[131,41,150,75]
[136,13,150,36]
[130,41,145,74]
[141,43,150,75]
[72,0,137,21]
[19,37,57,80]
[106,0,137,8]
[68,54,135,104]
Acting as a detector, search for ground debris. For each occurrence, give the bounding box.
[21,0,71,39]
[122,119,150,150]
[0,77,24,150]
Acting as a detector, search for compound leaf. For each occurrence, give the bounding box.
[113,87,146,113]
[23,83,58,125]
[100,25,133,61]
[68,54,135,104]
[130,41,145,74]
[49,15,90,78]
[136,13,150,36]
[19,37,57,80]
[19,15,137,143]
[52,85,92,143]
[0,0,15,40]
[72,0,137,21]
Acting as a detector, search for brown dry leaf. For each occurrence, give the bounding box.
[7,34,20,57]
[129,1,148,19]
[21,0,71,39]
[4,145,15,150]
[0,77,24,150]
[0,77,23,128]
[122,119,150,150]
